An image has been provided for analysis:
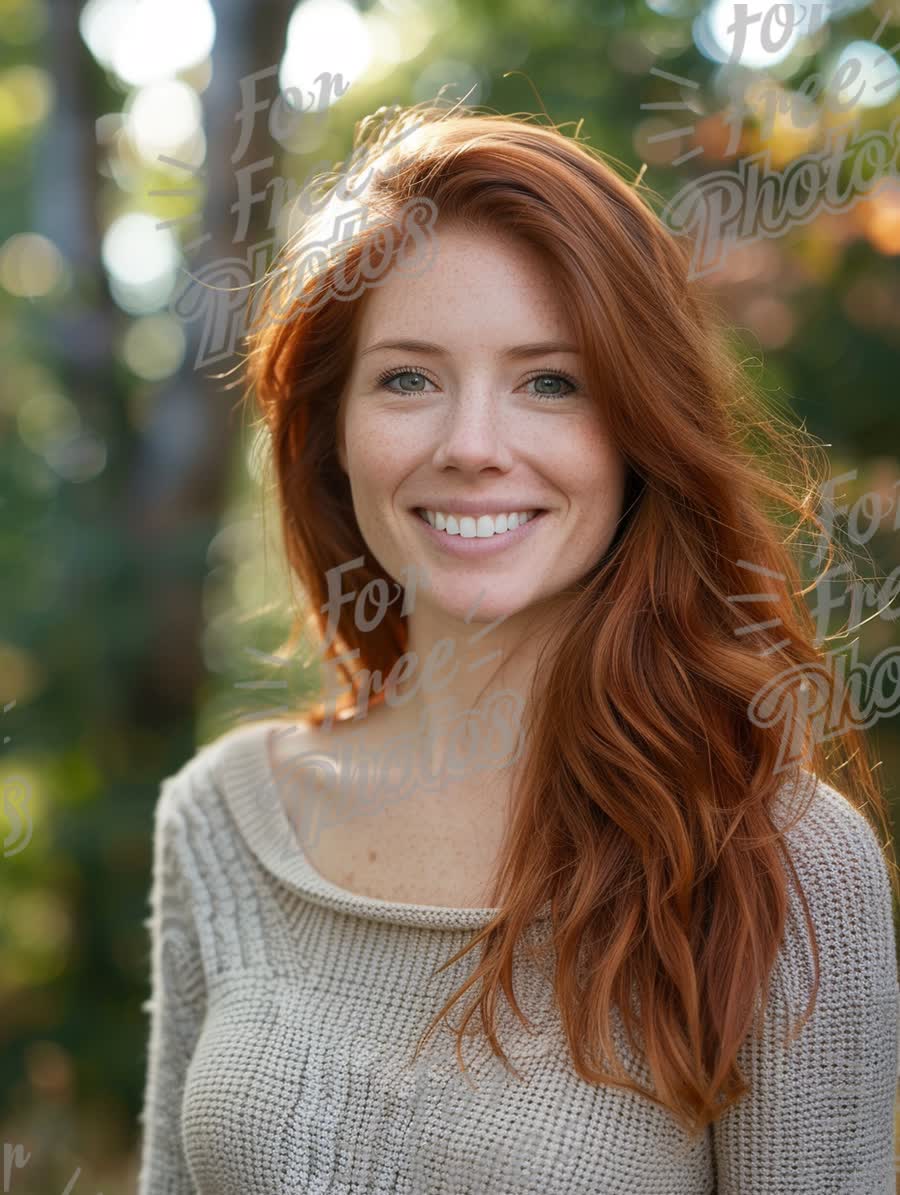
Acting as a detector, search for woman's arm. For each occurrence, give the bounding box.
[137,771,208,1195]
[712,783,899,1193]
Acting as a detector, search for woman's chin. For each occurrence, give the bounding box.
[414,584,538,626]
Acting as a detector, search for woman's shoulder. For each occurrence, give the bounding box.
[771,770,892,893]
[767,770,897,1003]
[154,717,296,833]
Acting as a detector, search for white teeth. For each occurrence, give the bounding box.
[417,508,540,537]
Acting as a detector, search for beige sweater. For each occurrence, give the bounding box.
[137,717,899,1193]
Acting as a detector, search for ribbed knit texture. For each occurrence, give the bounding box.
[136,717,899,1194]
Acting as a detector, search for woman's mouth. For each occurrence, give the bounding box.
[410,507,548,555]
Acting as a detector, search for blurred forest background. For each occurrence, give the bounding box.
[0,0,899,1189]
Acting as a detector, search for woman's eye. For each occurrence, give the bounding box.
[525,373,578,400]
[377,369,434,393]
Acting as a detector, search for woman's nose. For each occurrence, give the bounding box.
[431,394,514,473]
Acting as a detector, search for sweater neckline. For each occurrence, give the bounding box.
[214,717,551,931]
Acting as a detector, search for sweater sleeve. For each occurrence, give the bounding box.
[137,770,208,1195]
[711,783,899,1194]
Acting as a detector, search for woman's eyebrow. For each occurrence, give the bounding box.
[359,339,581,358]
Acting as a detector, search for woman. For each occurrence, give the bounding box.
[137,102,899,1193]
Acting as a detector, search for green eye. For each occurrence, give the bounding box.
[525,372,578,400]
[376,368,433,393]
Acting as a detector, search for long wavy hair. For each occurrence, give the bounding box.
[237,100,898,1137]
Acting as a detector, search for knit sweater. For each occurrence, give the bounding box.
[136,716,899,1194]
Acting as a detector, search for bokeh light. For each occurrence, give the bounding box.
[825,40,900,109]
[79,0,216,87]
[856,182,900,256]
[0,65,54,140]
[366,0,435,70]
[699,0,820,69]
[280,0,372,105]
[0,233,68,299]
[101,212,180,314]
[125,80,205,165]
[119,313,187,381]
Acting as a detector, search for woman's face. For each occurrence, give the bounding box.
[337,222,628,624]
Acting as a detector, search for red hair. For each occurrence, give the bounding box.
[238,101,897,1137]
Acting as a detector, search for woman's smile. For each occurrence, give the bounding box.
[410,506,550,556]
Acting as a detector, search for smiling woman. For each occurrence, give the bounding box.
[136,101,899,1194]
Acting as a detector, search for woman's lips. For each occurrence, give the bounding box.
[410,508,548,555]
